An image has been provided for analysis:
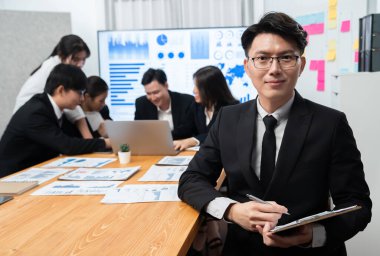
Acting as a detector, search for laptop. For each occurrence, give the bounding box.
[105,120,179,156]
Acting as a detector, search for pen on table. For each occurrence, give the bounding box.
[246,194,290,215]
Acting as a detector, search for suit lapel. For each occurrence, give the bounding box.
[237,100,261,191]
[265,91,312,199]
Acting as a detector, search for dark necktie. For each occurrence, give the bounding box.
[260,115,277,189]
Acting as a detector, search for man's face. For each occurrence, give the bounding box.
[244,33,305,108]
[62,89,83,110]
[144,80,170,109]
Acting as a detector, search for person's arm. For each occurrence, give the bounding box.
[26,111,107,155]
[75,118,93,139]
[173,137,199,151]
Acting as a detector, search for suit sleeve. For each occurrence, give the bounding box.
[26,110,106,155]
[324,113,372,246]
[178,108,225,212]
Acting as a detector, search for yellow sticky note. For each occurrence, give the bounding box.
[329,0,337,7]
[328,40,337,50]
[353,38,359,50]
[326,50,336,61]
[328,19,337,29]
[329,8,337,20]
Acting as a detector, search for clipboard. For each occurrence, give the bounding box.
[270,205,361,233]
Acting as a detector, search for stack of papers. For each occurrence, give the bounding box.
[1,168,70,184]
[138,165,186,182]
[59,167,140,181]
[43,157,116,168]
[156,156,193,166]
[31,181,122,195]
[101,184,180,204]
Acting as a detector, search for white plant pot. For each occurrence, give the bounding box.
[118,151,131,164]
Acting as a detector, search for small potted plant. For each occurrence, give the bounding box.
[118,143,131,164]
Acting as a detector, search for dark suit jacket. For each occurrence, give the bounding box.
[178,91,372,256]
[191,100,239,143]
[0,93,106,178]
[134,90,194,140]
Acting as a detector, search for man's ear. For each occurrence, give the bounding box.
[53,84,65,96]
[164,82,169,89]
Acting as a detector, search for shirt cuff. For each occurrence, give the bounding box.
[205,197,237,219]
[312,223,326,247]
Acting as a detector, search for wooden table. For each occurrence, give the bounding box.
[0,152,200,256]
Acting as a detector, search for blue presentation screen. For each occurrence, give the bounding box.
[98,27,256,121]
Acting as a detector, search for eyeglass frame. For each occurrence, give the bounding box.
[248,55,301,70]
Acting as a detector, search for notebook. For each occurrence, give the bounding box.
[0,181,38,195]
[105,120,179,156]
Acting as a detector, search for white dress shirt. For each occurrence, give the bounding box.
[157,103,174,131]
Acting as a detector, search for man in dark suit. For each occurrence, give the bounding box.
[0,64,111,178]
[134,68,194,140]
[178,12,371,255]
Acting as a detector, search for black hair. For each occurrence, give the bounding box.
[141,68,167,86]
[241,12,308,57]
[31,34,90,75]
[85,76,109,98]
[193,66,237,109]
[44,64,87,95]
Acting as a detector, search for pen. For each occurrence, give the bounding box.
[246,194,290,215]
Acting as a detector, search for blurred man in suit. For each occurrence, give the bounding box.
[134,68,194,140]
[178,12,371,255]
[0,64,111,178]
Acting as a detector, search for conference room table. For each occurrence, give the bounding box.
[0,151,200,255]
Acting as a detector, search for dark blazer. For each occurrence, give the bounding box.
[178,91,372,256]
[191,100,239,143]
[134,90,195,140]
[0,93,106,178]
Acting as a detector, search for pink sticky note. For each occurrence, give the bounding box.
[354,51,359,62]
[317,70,325,82]
[304,23,324,35]
[341,20,350,32]
[309,60,318,70]
[317,60,325,70]
[317,81,325,91]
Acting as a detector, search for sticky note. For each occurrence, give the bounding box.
[326,50,336,61]
[341,20,350,32]
[328,20,337,29]
[353,39,359,50]
[329,8,337,20]
[354,51,359,62]
[309,60,318,70]
[329,0,337,7]
[317,81,325,91]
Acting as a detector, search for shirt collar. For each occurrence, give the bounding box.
[47,94,63,120]
[257,92,295,122]
[157,101,172,114]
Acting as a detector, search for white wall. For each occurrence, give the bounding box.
[0,0,106,76]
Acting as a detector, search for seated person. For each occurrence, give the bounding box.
[81,76,110,138]
[0,64,111,178]
[174,66,239,150]
[134,68,194,140]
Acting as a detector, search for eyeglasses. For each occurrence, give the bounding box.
[249,55,300,70]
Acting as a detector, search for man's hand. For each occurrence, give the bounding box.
[225,201,288,232]
[173,138,198,151]
[256,222,313,248]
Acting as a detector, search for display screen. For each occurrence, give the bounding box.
[98,27,256,120]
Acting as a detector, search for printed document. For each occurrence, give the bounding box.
[59,167,140,181]
[1,168,70,184]
[156,156,193,166]
[31,181,122,195]
[43,157,116,168]
[138,165,186,182]
[101,184,180,204]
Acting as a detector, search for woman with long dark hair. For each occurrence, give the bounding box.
[14,34,93,138]
[174,65,239,150]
